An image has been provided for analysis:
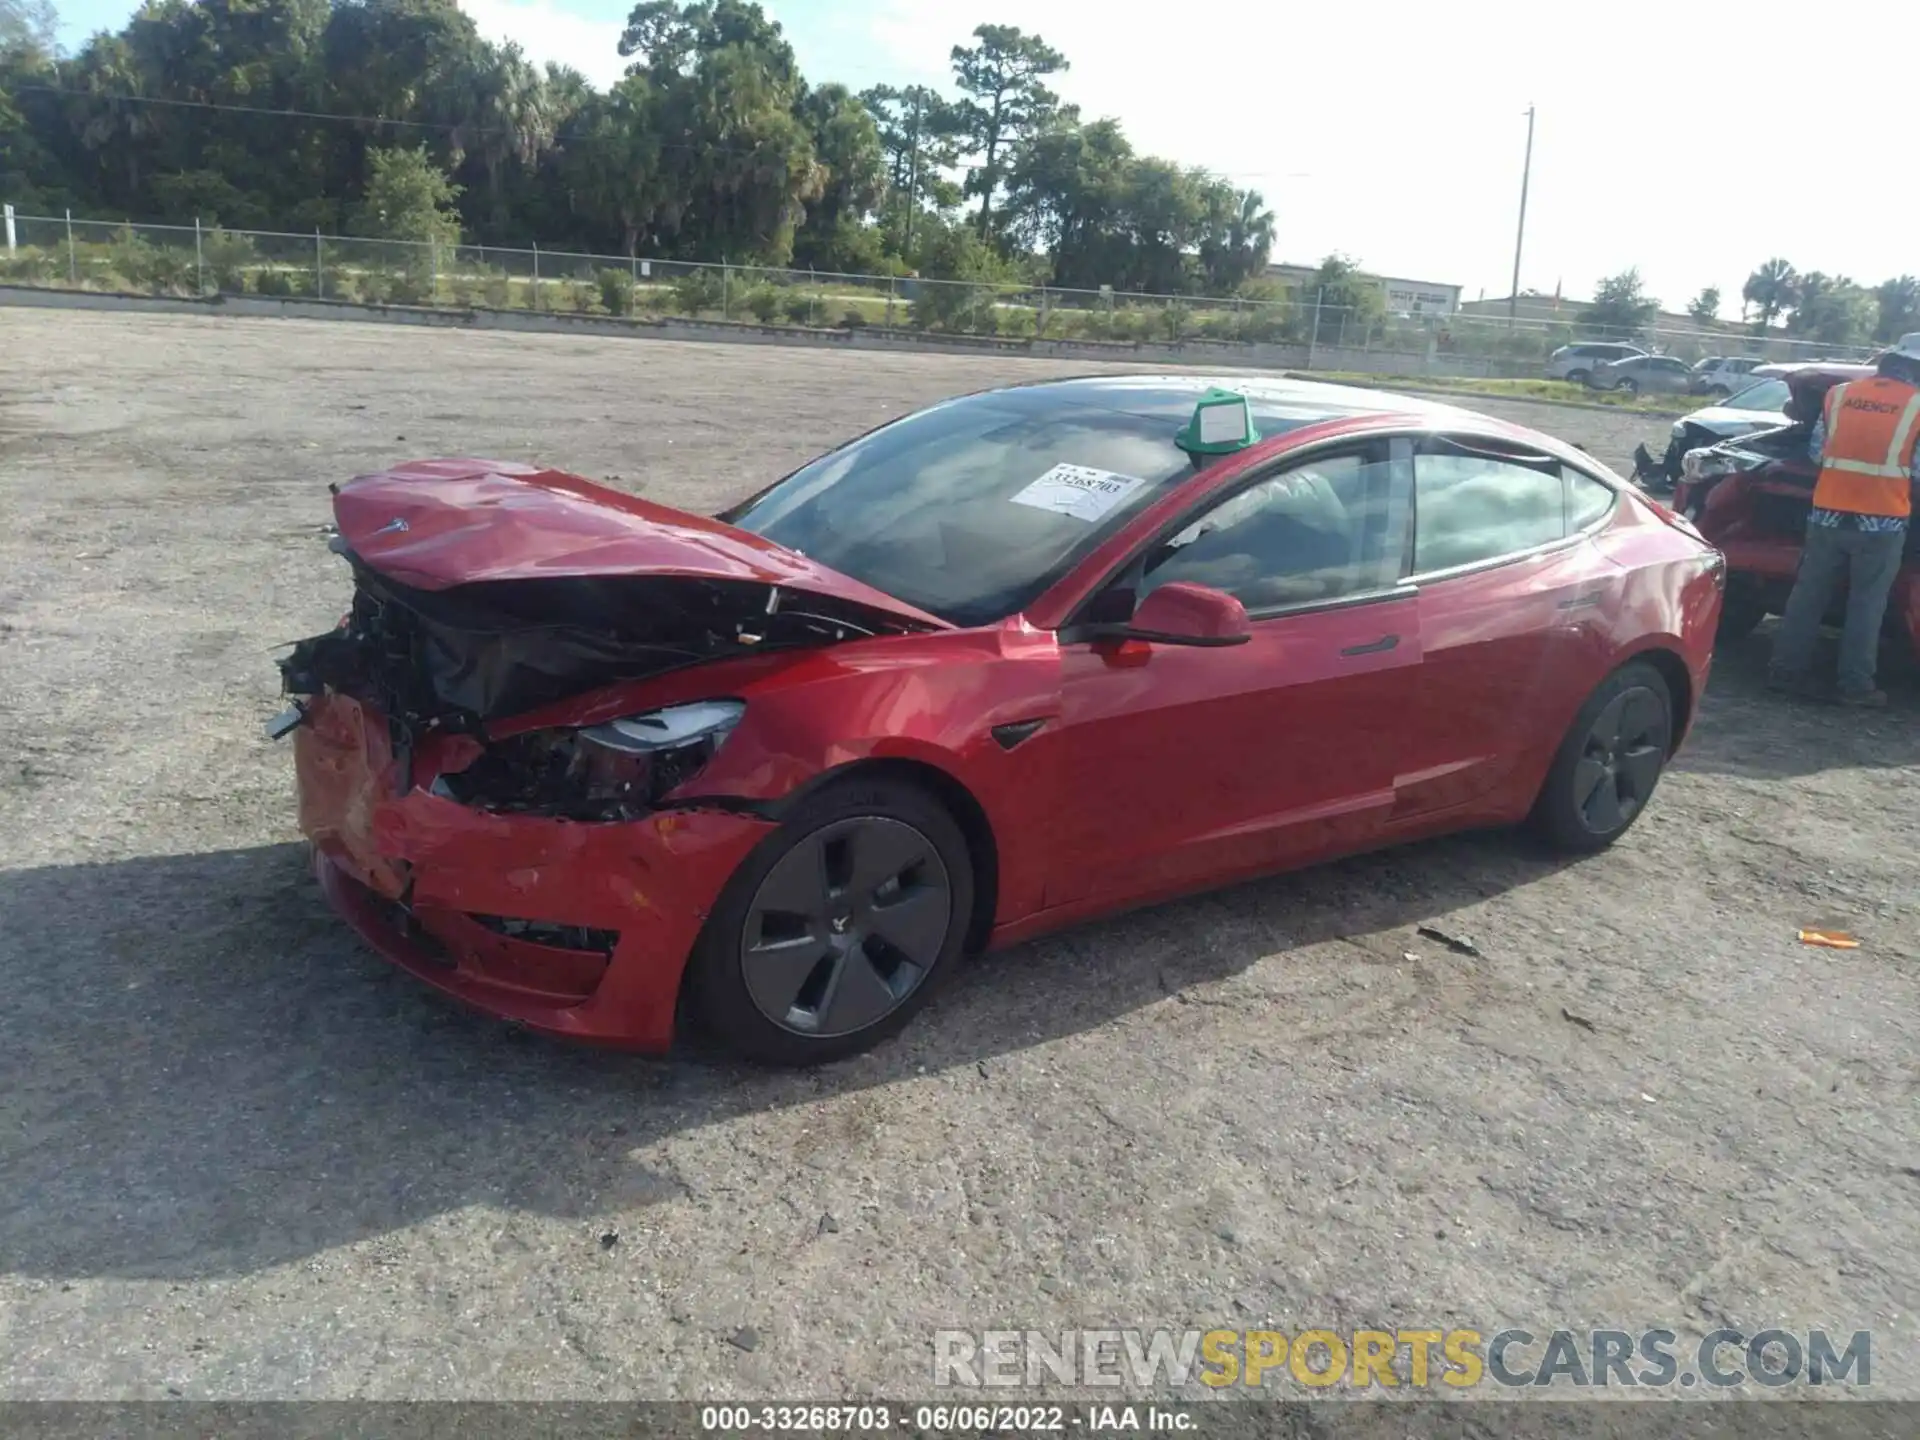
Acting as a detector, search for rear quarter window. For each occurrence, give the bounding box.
[1413,450,1567,573]
[1567,471,1616,531]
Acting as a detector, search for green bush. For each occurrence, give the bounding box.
[480,269,512,309]
[252,266,312,298]
[446,272,478,307]
[743,283,782,324]
[910,279,991,333]
[597,267,636,316]
[840,305,868,330]
[106,228,197,294]
[201,229,256,294]
[783,290,821,326]
[0,248,57,285]
[997,306,1034,338]
[390,271,434,306]
[672,269,723,316]
[564,279,596,313]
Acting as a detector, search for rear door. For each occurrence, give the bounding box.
[1395,437,1620,819]
[1049,439,1422,906]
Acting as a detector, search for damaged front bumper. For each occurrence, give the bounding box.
[295,692,773,1049]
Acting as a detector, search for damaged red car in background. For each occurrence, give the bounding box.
[1673,365,1920,650]
[275,376,1724,1065]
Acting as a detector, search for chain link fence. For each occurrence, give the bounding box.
[0,210,1881,376]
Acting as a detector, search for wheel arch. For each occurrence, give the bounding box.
[772,756,1001,954]
[1623,644,1695,754]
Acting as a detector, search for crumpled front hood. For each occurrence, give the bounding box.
[332,458,948,630]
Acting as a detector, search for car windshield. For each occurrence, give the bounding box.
[725,379,1355,626]
[1723,378,1791,414]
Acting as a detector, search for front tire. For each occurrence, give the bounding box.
[684,775,974,1065]
[1531,661,1674,854]
[1616,377,1639,396]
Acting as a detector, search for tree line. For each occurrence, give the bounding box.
[0,0,1277,295]
[1578,262,1920,350]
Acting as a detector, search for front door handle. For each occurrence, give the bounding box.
[1340,634,1400,657]
[1556,592,1606,611]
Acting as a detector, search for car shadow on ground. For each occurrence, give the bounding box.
[1672,622,1920,784]
[3,822,1573,1283]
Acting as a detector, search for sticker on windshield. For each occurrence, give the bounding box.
[1008,464,1148,523]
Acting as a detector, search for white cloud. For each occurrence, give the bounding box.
[458,0,630,89]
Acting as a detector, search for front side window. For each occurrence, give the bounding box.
[1412,446,1567,573]
[1140,446,1412,612]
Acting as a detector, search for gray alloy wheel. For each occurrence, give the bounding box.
[1532,661,1674,854]
[1569,684,1669,835]
[739,815,952,1038]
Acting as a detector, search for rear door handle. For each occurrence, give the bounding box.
[1340,634,1400,656]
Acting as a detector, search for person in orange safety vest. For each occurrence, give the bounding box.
[1767,334,1920,707]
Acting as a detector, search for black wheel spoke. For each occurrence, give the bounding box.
[742,936,832,1020]
[1582,774,1625,832]
[845,824,929,901]
[817,947,903,1036]
[865,884,950,966]
[1572,756,1610,811]
[751,838,831,925]
[1616,689,1666,746]
[1616,743,1664,800]
[1589,693,1628,750]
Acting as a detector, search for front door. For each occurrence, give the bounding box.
[1046,440,1423,909]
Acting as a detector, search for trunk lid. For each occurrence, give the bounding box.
[284,460,947,729]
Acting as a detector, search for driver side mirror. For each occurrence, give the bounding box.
[1092,581,1251,648]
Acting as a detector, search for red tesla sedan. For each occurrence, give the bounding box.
[277,376,1724,1064]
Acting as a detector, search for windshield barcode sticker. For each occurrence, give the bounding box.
[1008,464,1148,522]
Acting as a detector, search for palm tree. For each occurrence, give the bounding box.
[69,34,161,205]
[443,41,557,237]
[1743,257,1798,332]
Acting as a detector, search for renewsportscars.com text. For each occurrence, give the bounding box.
[932,1327,1871,1390]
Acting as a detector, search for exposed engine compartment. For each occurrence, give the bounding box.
[279,552,911,735]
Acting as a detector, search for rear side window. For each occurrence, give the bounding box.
[1566,471,1616,531]
[1413,449,1566,573]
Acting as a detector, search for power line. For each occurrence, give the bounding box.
[12,83,737,160]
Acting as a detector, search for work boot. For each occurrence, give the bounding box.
[1837,688,1889,709]
[1766,668,1826,701]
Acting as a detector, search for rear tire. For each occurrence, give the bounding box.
[1616,377,1639,396]
[684,775,973,1065]
[1531,661,1674,854]
[1715,579,1767,645]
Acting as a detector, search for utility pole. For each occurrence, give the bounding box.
[1508,104,1535,331]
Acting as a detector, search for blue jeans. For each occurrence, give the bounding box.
[1770,521,1905,695]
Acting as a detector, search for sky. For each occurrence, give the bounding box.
[49,0,1920,312]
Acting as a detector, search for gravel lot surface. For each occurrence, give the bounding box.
[2,311,1917,1403]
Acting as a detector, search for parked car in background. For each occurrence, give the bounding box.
[1589,354,1694,395]
[1547,342,1648,384]
[1689,356,1765,396]
[1672,365,1918,650]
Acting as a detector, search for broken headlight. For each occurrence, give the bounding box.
[1682,447,1767,483]
[434,700,745,821]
